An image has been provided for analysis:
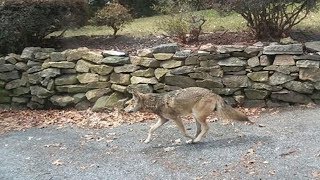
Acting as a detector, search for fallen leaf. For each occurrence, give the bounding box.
[280,149,298,157]
[164,147,176,152]
[44,143,62,148]
[52,159,64,166]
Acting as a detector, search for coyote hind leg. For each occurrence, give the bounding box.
[192,98,214,143]
[195,121,201,138]
[193,118,209,143]
[172,116,194,142]
[144,117,168,143]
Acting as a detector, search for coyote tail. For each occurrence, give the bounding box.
[216,96,252,123]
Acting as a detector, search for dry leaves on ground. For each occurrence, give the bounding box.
[0,107,266,134]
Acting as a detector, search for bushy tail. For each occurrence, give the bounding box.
[216,96,252,123]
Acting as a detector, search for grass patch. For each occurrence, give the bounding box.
[55,9,320,38]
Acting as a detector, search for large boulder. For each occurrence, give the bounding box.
[153,53,174,61]
[196,78,224,89]
[263,65,299,75]
[189,72,212,80]
[110,73,131,85]
[218,57,247,67]
[212,88,240,95]
[65,47,90,61]
[165,75,196,88]
[40,68,60,78]
[102,56,130,65]
[90,65,113,75]
[160,60,183,69]
[170,66,195,75]
[77,73,99,84]
[12,87,30,96]
[154,68,169,80]
[85,88,112,102]
[42,61,75,69]
[173,50,191,59]
[131,68,155,77]
[92,92,127,112]
[247,56,260,68]
[271,90,312,104]
[263,44,303,55]
[128,84,153,93]
[28,72,42,84]
[0,64,15,72]
[21,47,41,60]
[114,64,140,73]
[305,41,320,52]
[56,84,92,93]
[55,75,78,85]
[247,71,269,82]
[76,60,94,73]
[111,84,127,93]
[30,86,54,98]
[49,52,66,61]
[82,51,103,64]
[0,71,20,81]
[5,79,24,90]
[283,81,314,94]
[130,76,158,84]
[222,75,250,88]
[299,68,320,82]
[216,45,246,53]
[152,43,179,53]
[130,56,160,68]
[102,50,127,57]
[50,95,74,107]
[269,72,296,85]
[244,89,270,99]
[273,55,295,65]
[296,60,319,68]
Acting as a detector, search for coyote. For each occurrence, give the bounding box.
[124,87,251,143]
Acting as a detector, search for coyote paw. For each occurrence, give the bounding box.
[192,138,201,143]
[144,139,150,143]
[186,139,193,144]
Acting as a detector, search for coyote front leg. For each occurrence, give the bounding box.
[144,117,168,143]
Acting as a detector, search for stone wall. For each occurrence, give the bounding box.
[1,42,320,111]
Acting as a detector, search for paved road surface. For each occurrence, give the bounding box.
[1,107,320,180]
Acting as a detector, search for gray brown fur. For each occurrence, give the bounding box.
[124,87,250,143]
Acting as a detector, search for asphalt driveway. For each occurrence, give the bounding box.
[1,106,320,180]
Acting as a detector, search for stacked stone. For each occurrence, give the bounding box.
[53,48,127,111]
[131,43,181,93]
[0,52,28,108]
[2,42,320,110]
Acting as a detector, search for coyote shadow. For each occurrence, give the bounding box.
[141,134,272,154]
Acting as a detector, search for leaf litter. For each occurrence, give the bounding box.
[0,107,272,134]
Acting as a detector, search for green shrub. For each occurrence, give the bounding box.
[0,0,88,54]
[89,2,133,37]
[215,0,319,40]
[155,0,206,43]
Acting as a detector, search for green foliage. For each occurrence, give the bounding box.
[0,0,88,54]
[215,0,319,40]
[155,0,206,43]
[88,0,158,17]
[89,3,133,37]
[118,0,158,17]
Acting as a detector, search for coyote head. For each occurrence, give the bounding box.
[124,90,144,113]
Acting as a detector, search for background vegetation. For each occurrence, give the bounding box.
[1,0,320,55]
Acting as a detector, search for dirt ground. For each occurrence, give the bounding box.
[50,30,320,54]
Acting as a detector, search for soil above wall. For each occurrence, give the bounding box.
[48,30,320,55]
